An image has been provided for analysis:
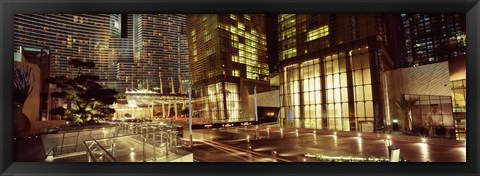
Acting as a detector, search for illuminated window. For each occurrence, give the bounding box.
[307,25,329,42]
[238,22,245,30]
[281,27,296,40]
[232,69,240,77]
[231,55,239,62]
[279,14,295,22]
[281,47,297,60]
[206,48,215,56]
[191,29,196,36]
[230,14,237,20]
[244,14,251,20]
[204,33,212,42]
[231,34,238,41]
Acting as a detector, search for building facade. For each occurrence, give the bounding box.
[14,14,122,87]
[401,14,466,67]
[186,14,270,122]
[14,14,189,94]
[278,14,397,132]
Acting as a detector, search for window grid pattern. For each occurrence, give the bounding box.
[280,46,375,131]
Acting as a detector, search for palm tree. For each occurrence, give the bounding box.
[395,96,419,132]
[13,65,35,136]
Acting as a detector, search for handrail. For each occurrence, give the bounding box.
[83,141,96,162]
[83,125,180,162]
[83,136,117,162]
[103,126,177,139]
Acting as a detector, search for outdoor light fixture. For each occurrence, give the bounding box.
[387,135,391,139]
[313,130,316,134]
[421,137,427,143]
[393,119,398,123]
[358,133,362,137]
[385,138,392,146]
[130,148,134,151]
[45,156,54,162]
[333,131,337,135]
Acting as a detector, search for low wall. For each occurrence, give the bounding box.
[20,120,66,137]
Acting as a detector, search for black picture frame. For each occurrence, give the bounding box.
[1,0,478,175]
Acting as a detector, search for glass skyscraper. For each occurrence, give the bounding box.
[14,14,189,93]
[186,14,270,122]
[277,14,397,132]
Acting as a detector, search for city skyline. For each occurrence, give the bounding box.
[12,13,467,163]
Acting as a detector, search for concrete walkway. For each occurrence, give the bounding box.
[189,126,466,162]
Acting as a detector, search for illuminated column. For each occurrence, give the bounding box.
[299,66,305,128]
[170,77,176,94]
[182,100,186,111]
[167,104,171,118]
[159,74,164,94]
[150,103,154,118]
[162,103,166,118]
[174,103,178,117]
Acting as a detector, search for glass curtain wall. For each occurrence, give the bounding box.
[194,82,240,122]
[280,46,375,131]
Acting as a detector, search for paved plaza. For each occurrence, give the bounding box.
[186,125,466,162]
[16,122,466,162]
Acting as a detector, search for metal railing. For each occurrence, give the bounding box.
[41,126,119,157]
[84,137,117,162]
[82,125,180,162]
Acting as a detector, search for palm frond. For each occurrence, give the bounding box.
[13,66,35,103]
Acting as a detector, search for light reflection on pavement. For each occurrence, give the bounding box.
[188,126,466,162]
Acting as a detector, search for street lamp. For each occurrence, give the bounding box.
[188,83,193,148]
[421,137,427,143]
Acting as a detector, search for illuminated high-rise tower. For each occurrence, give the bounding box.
[127,14,190,93]
[14,14,189,94]
[401,14,466,67]
[14,14,128,90]
[186,14,270,122]
[277,14,397,132]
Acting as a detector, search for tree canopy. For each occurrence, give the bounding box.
[48,59,118,123]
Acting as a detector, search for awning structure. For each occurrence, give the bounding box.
[123,89,188,105]
[111,89,189,119]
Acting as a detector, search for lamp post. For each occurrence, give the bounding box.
[188,83,193,148]
[254,85,259,139]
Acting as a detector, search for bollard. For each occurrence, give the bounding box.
[165,132,169,158]
[111,140,115,157]
[388,146,400,162]
[161,132,164,155]
[143,132,146,162]
[152,128,156,161]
